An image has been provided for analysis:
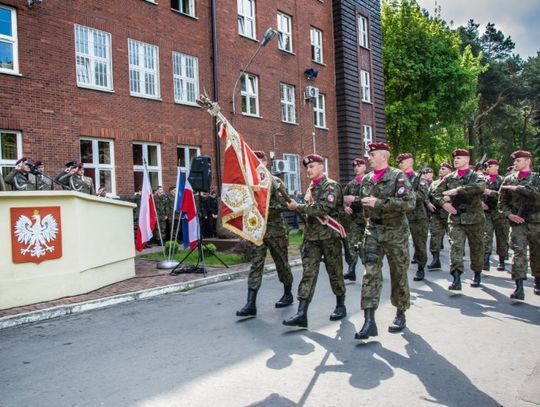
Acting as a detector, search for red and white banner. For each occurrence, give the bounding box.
[135,168,157,251]
[180,177,199,250]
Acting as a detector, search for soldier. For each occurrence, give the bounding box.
[432,149,486,291]
[153,186,171,245]
[397,152,429,281]
[54,160,77,190]
[421,167,434,185]
[4,157,37,191]
[0,172,6,191]
[426,163,453,269]
[34,161,54,191]
[237,151,294,317]
[283,154,347,328]
[58,163,96,195]
[498,150,540,299]
[342,157,367,281]
[482,159,509,271]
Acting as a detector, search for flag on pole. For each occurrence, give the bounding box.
[173,167,186,212]
[135,167,157,251]
[180,176,199,250]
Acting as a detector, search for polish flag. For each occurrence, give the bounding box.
[135,168,157,251]
[180,177,199,250]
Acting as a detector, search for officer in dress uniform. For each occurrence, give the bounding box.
[236,151,294,317]
[54,160,77,190]
[34,161,53,191]
[4,157,37,191]
[354,142,416,340]
[283,154,347,328]
[58,162,95,195]
[498,150,540,300]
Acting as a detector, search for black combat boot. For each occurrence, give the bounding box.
[413,265,425,281]
[236,289,257,317]
[483,253,490,271]
[388,309,406,333]
[355,308,378,340]
[427,251,441,270]
[411,254,418,265]
[282,300,309,328]
[510,279,525,300]
[343,261,357,281]
[534,277,540,296]
[329,295,347,321]
[448,271,462,291]
[497,256,506,271]
[275,284,294,308]
[471,272,481,288]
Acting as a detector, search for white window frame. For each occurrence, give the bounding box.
[313,93,326,129]
[80,138,116,196]
[241,72,259,116]
[171,0,196,17]
[0,5,19,75]
[363,125,373,156]
[133,142,162,189]
[74,25,113,91]
[172,52,199,105]
[237,0,256,40]
[361,70,371,103]
[0,130,22,178]
[310,27,323,64]
[280,83,296,124]
[283,153,301,195]
[177,145,201,174]
[128,39,160,99]
[358,15,369,48]
[277,12,293,53]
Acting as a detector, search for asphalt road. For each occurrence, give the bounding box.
[1,252,539,407]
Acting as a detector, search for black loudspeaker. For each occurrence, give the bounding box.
[188,156,212,192]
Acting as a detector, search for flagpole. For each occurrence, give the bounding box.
[158,165,181,269]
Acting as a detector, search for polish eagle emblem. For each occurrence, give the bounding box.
[14,209,58,258]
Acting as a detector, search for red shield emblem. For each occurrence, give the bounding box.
[11,206,63,264]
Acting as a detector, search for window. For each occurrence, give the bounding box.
[310,27,323,64]
[0,6,18,74]
[133,142,162,192]
[363,125,373,156]
[361,70,371,103]
[237,0,256,39]
[277,12,292,53]
[128,39,160,99]
[80,138,116,195]
[172,52,199,105]
[358,15,369,48]
[283,154,300,195]
[313,93,326,128]
[171,0,195,17]
[0,130,22,179]
[177,145,200,173]
[240,73,259,116]
[74,25,113,91]
[280,83,296,124]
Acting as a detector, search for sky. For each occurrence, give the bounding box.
[415,0,540,58]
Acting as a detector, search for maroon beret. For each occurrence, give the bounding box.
[440,162,453,170]
[302,154,324,167]
[353,158,366,166]
[510,150,532,159]
[485,159,499,166]
[452,149,470,157]
[367,142,390,153]
[73,162,84,169]
[15,157,28,165]
[34,161,43,166]
[396,152,413,163]
[253,150,266,160]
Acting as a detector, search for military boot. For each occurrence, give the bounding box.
[483,254,490,271]
[355,308,378,340]
[510,279,525,300]
[282,300,309,328]
[275,284,294,308]
[329,295,347,321]
[236,289,257,317]
[534,277,540,296]
[448,271,462,291]
[388,309,406,333]
[471,272,482,288]
[413,264,425,281]
[497,256,506,271]
[343,261,357,281]
[427,251,441,270]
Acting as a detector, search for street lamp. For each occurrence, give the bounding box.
[232,27,277,115]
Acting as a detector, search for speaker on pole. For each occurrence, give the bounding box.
[188,156,212,192]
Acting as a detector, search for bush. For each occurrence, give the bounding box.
[164,240,180,253]
[204,243,217,254]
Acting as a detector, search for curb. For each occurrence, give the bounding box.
[0,259,303,330]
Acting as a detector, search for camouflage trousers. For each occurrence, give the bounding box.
[448,222,485,274]
[248,234,293,291]
[346,221,366,264]
[361,223,410,311]
[429,214,448,252]
[509,222,540,281]
[409,219,428,267]
[153,218,170,243]
[298,238,345,302]
[483,212,509,258]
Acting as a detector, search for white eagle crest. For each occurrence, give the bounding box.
[14,210,58,258]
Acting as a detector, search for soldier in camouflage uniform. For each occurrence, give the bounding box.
[498,150,540,300]
[432,149,486,291]
[153,186,171,245]
[482,159,509,271]
[426,163,453,269]
[283,154,347,328]
[4,157,38,191]
[355,142,416,340]
[342,157,367,282]
[397,152,429,281]
[237,151,294,317]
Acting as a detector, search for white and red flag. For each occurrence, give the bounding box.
[180,177,199,250]
[135,167,157,251]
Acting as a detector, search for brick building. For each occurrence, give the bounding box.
[0,0,384,196]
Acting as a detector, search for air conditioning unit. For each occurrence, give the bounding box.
[272,159,289,174]
[304,86,319,100]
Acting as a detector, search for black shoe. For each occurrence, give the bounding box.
[411,258,418,264]
[510,279,525,300]
[388,309,406,333]
[236,289,257,317]
[329,295,347,321]
[497,256,506,271]
[427,251,441,270]
[413,265,425,281]
[355,308,378,340]
[483,253,490,271]
[343,261,357,281]
[283,300,309,328]
[471,272,481,288]
[275,284,294,308]
[534,277,540,296]
[449,272,462,291]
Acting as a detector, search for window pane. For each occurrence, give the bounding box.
[133,144,143,166]
[147,145,158,166]
[100,170,112,191]
[177,147,186,167]
[80,140,93,163]
[133,171,143,193]
[149,171,159,190]
[98,141,111,164]
[0,42,13,69]
[0,8,12,37]
[84,167,96,183]
[1,132,18,160]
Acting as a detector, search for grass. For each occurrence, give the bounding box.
[143,249,244,267]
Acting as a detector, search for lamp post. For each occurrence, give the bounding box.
[232,27,277,115]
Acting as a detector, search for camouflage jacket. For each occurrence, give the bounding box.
[265,177,289,238]
[360,167,416,227]
[428,177,447,220]
[343,178,366,226]
[406,171,429,222]
[498,171,540,223]
[483,174,504,217]
[297,176,344,241]
[5,169,37,191]
[432,169,486,225]
[154,193,171,219]
[58,173,95,195]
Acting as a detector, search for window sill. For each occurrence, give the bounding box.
[171,8,198,20]
[314,126,329,131]
[278,49,295,56]
[312,60,326,67]
[130,93,162,101]
[143,0,158,4]
[0,70,22,77]
[239,34,259,43]
[359,45,370,51]
[361,100,373,105]
[78,84,115,93]
[174,101,201,108]
[282,120,299,126]
[241,113,262,119]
